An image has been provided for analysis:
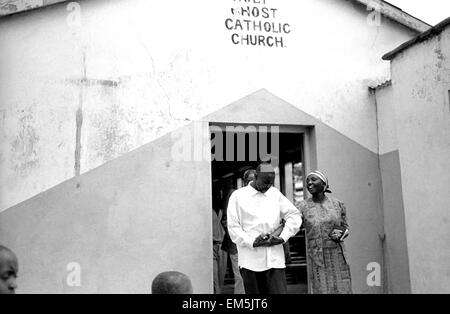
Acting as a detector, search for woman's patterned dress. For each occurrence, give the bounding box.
[297,196,352,294]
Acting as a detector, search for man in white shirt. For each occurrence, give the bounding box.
[227,163,302,294]
[221,169,257,294]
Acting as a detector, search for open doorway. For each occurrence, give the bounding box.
[210,124,308,294]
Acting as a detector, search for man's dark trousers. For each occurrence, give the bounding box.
[240,268,287,294]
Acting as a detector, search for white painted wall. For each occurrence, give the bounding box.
[0,0,417,211]
[390,26,450,293]
[376,84,413,293]
[376,84,399,155]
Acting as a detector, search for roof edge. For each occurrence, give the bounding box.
[0,0,66,17]
[383,17,450,61]
[368,79,392,92]
[0,0,434,34]
[352,0,431,33]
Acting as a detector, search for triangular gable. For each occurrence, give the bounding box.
[205,88,318,127]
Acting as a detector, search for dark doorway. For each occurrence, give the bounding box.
[210,124,308,294]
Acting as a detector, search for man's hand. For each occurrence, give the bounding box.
[253,235,284,248]
[268,235,284,246]
[253,234,270,248]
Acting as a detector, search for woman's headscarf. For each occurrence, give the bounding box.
[307,170,332,193]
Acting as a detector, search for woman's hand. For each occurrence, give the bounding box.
[330,229,344,242]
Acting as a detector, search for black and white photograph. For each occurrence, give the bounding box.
[0,0,449,299]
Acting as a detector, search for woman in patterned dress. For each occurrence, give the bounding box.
[297,170,352,294]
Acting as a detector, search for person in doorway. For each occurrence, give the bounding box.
[220,169,256,294]
[227,162,302,294]
[243,169,257,187]
[297,170,352,294]
[151,271,193,294]
[212,205,226,294]
[0,245,19,295]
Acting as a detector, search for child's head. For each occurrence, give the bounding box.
[151,271,193,294]
[0,245,18,294]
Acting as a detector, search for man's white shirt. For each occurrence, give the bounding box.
[227,184,302,272]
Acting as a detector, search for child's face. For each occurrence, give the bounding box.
[0,251,18,294]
